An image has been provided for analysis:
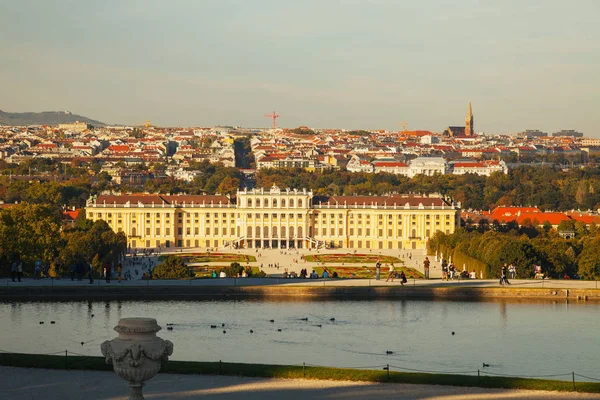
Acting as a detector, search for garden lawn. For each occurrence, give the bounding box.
[303,253,400,264]
[159,253,256,263]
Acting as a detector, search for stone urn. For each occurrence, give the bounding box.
[101,318,173,400]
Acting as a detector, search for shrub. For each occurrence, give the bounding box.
[153,255,189,279]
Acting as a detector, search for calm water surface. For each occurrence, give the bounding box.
[1,299,598,380]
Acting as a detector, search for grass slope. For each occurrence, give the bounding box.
[0,353,597,393]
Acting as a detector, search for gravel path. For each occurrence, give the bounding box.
[1,367,599,400]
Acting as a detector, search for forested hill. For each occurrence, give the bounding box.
[0,109,106,126]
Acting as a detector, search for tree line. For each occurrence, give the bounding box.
[0,203,126,277]
[427,220,600,280]
[256,165,600,211]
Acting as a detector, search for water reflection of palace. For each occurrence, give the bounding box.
[86,186,460,251]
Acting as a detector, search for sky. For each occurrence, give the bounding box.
[1,0,599,135]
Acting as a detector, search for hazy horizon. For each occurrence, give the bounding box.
[1,0,598,135]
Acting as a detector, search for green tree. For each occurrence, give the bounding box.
[577,238,600,279]
[153,255,189,279]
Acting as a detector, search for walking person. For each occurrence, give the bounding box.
[10,260,17,282]
[441,259,448,281]
[105,262,111,283]
[385,263,395,282]
[508,264,516,280]
[399,271,407,286]
[34,260,42,280]
[117,262,123,283]
[449,263,455,280]
[500,264,511,285]
[88,262,94,284]
[17,259,23,282]
[423,257,430,279]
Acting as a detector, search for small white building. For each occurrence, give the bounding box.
[408,157,448,177]
[346,155,374,173]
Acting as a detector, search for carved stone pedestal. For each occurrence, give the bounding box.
[101,318,173,400]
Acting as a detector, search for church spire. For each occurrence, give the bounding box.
[465,101,474,136]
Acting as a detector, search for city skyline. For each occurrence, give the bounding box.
[1,1,599,135]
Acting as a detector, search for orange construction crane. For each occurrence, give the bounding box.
[398,121,408,132]
[264,111,280,129]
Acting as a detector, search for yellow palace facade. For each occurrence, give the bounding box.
[85,186,460,250]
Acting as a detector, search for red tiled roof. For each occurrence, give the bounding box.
[373,161,408,167]
[108,145,131,152]
[95,194,232,206]
[515,212,570,226]
[490,206,542,222]
[62,209,81,221]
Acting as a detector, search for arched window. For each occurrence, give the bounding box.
[298,199,303,207]
[289,199,295,207]
[131,227,137,236]
[289,226,295,237]
[281,226,286,238]
[411,229,416,238]
[297,227,303,238]
[256,226,261,237]
[247,199,252,207]
[264,226,269,237]
[247,226,253,238]
[272,227,278,238]
[256,198,261,207]
[273,199,277,207]
[264,198,269,207]
[281,199,286,207]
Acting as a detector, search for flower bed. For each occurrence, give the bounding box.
[191,265,260,278]
[303,253,401,264]
[158,253,256,263]
[320,266,424,279]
